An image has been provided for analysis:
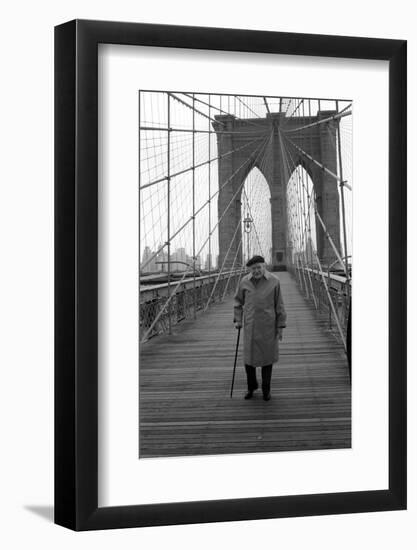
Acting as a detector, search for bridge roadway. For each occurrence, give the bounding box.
[139,271,351,458]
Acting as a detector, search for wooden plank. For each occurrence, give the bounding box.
[139,272,351,457]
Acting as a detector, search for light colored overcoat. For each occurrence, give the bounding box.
[233,270,287,367]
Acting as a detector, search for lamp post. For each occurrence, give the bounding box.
[243,214,253,264]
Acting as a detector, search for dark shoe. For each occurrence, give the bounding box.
[263,392,271,401]
[244,383,258,399]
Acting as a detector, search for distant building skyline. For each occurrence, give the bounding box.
[141,245,216,273]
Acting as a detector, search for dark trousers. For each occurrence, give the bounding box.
[245,364,272,395]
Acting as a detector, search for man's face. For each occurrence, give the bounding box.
[249,262,265,279]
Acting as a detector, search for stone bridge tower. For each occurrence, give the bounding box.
[213,111,341,271]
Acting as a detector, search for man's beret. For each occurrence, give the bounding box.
[246,255,265,267]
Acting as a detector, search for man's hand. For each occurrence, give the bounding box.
[277,328,284,341]
[234,322,242,329]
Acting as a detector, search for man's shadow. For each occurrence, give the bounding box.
[24,505,54,522]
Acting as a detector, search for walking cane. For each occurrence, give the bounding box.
[230,327,241,398]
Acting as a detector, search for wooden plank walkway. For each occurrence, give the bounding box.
[139,272,351,458]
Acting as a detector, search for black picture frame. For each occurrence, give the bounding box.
[55,19,407,531]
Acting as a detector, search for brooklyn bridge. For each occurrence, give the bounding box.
[139,92,351,458]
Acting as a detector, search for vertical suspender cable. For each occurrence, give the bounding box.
[167,93,172,334]
[300,100,309,298]
[208,94,212,279]
[336,99,350,290]
[192,93,197,319]
[139,91,142,336]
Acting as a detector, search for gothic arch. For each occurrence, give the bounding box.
[286,164,318,265]
[239,166,272,265]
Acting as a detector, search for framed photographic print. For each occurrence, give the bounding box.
[55,19,406,530]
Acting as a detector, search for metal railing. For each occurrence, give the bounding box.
[140,269,242,342]
[288,263,351,348]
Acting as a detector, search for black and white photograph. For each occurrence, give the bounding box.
[139,91,352,458]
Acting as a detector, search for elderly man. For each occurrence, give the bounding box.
[233,255,287,401]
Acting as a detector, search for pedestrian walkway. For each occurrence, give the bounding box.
[139,272,351,457]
